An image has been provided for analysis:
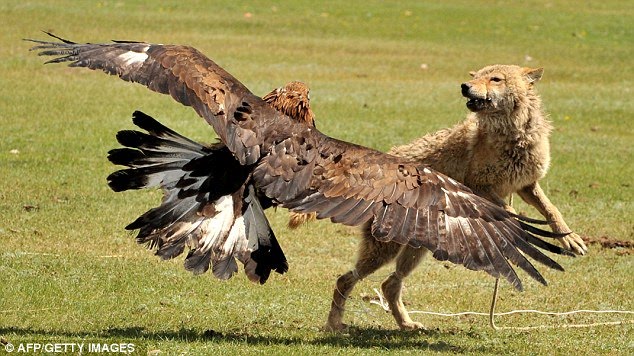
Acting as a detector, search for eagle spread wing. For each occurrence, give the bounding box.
[28,33,572,291]
[29,32,263,165]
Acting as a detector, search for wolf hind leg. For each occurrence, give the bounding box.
[326,223,401,331]
[381,246,428,330]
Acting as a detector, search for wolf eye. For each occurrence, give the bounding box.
[491,77,503,82]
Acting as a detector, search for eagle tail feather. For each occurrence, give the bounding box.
[109,111,287,283]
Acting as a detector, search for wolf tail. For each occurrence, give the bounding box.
[107,111,288,284]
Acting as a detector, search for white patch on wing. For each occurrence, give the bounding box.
[442,188,477,202]
[455,191,475,200]
[118,47,149,66]
[198,195,235,252]
[446,176,459,185]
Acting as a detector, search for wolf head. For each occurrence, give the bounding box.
[461,65,543,114]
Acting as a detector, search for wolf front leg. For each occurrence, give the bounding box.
[517,182,588,255]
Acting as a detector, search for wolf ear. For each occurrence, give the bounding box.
[469,71,476,77]
[523,67,544,84]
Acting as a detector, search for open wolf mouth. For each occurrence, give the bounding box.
[465,97,491,112]
[461,84,491,112]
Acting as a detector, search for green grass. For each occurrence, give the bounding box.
[1,0,632,354]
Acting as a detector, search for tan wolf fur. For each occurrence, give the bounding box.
[291,65,587,331]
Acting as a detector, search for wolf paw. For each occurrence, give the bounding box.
[559,232,587,255]
[323,322,348,332]
[399,321,425,330]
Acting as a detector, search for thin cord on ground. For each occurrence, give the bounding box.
[366,279,634,330]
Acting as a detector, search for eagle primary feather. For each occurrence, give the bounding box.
[28,33,573,292]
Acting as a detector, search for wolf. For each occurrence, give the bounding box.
[315,65,587,330]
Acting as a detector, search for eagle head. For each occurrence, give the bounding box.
[263,81,315,127]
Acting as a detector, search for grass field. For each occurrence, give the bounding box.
[1,1,632,354]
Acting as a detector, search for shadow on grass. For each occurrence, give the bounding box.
[313,326,466,352]
[0,325,490,353]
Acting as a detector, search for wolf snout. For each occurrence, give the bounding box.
[461,83,471,97]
